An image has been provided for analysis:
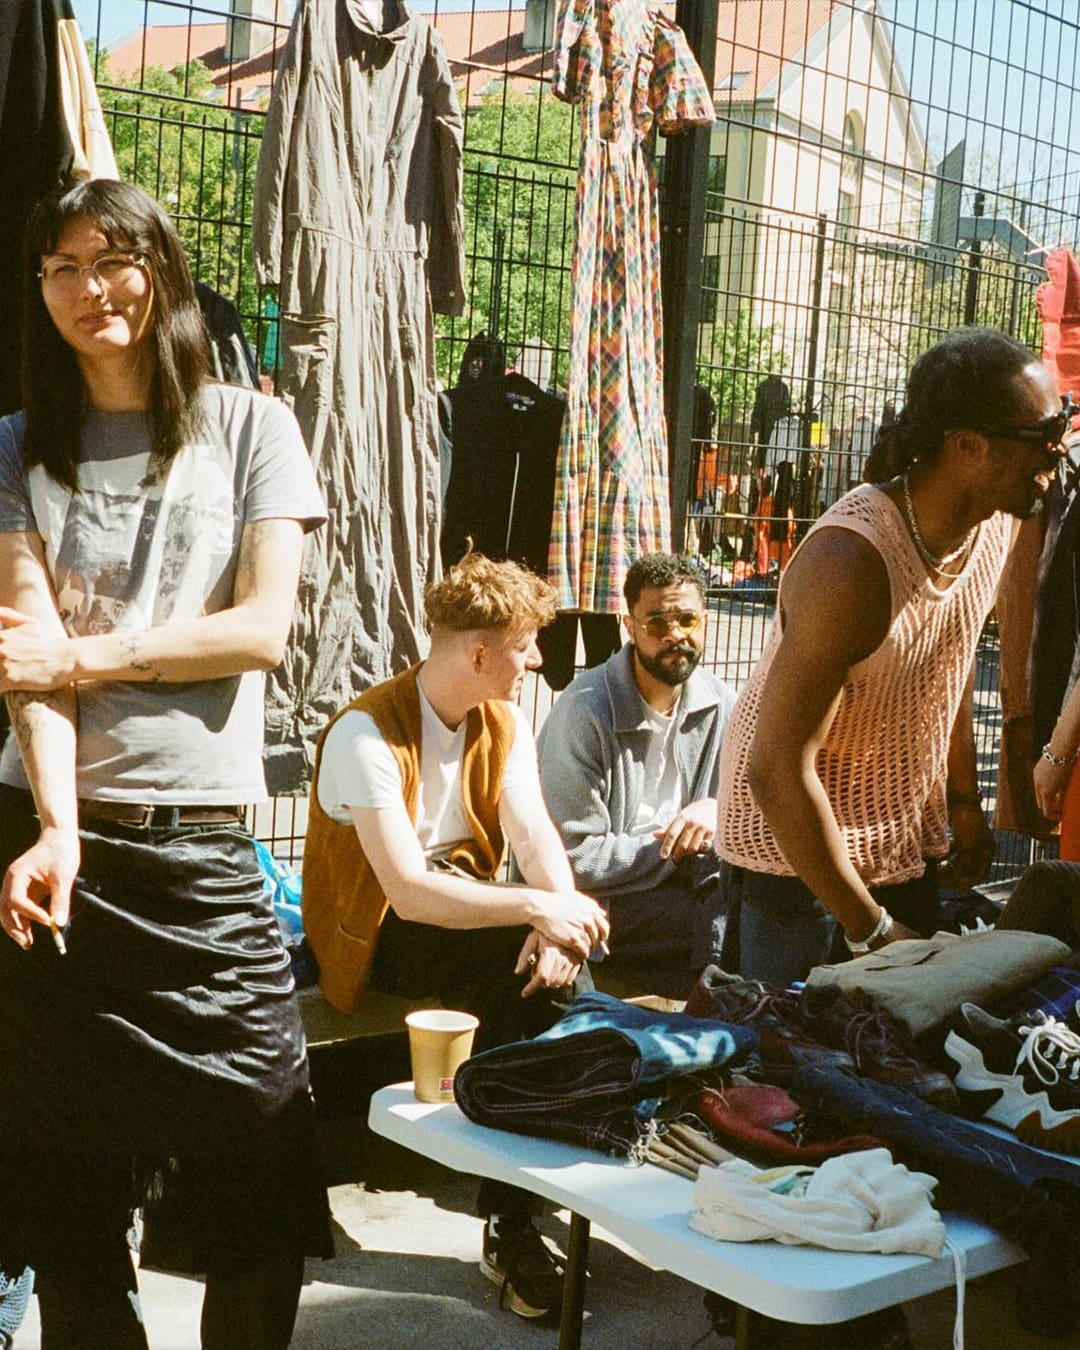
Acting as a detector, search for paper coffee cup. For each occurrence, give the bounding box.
[406,1010,480,1103]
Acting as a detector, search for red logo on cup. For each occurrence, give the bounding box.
[439,1077,454,1093]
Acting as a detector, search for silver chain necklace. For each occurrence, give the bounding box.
[901,474,977,578]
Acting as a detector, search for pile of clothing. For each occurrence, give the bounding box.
[455,927,1080,1342]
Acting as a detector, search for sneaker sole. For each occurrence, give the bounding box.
[944,1030,1080,1152]
[479,1254,559,1320]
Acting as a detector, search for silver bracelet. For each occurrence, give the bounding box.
[844,906,893,956]
[1041,743,1079,767]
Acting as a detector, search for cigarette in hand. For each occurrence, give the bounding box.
[49,920,67,957]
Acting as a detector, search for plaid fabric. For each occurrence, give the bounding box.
[549,1,714,612]
[990,965,1080,1025]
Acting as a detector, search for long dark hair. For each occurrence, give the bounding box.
[863,326,1037,484]
[21,178,210,490]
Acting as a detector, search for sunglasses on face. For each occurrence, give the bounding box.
[974,394,1080,453]
[638,611,704,639]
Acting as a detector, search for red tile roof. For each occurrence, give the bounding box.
[104,3,846,109]
[105,22,280,106]
[717,0,845,103]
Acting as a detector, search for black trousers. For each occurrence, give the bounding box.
[373,909,592,1215]
[0,786,331,1346]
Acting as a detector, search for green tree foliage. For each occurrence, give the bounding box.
[697,305,788,426]
[442,86,577,386]
[95,51,262,333]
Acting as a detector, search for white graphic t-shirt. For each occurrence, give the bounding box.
[0,383,325,803]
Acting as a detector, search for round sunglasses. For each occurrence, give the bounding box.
[636,611,704,639]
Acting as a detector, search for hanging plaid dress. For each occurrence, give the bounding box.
[549,0,714,612]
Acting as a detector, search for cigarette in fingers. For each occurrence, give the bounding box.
[526,952,538,968]
[49,920,67,957]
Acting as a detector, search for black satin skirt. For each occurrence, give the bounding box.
[0,785,332,1273]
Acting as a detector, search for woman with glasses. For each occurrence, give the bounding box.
[0,178,330,1348]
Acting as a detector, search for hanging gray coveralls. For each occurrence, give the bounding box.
[254,0,465,790]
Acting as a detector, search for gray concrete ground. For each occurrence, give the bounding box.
[10,1123,1061,1349]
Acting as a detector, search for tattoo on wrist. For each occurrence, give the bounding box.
[120,635,163,682]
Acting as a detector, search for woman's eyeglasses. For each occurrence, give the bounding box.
[639,611,704,639]
[38,252,147,294]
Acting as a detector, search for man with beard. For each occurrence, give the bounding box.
[537,554,736,997]
[716,327,1073,987]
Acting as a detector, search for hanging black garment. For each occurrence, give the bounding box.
[769,460,795,543]
[441,374,618,689]
[195,282,259,390]
[455,330,506,387]
[0,0,77,416]
[442,372,564,574]
[537,611,621,692]
[749,374,791,449]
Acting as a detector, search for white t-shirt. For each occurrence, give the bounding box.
[630,690,685,836]
[317,686,538,856]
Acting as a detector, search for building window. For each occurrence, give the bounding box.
[707,154,727,201]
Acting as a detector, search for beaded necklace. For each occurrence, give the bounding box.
[901,474,978,579]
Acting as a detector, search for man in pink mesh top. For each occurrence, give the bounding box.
[715,327,1073,987]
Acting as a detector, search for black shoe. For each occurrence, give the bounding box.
[480,1215,564,1321]
[945,1003,1080,1152]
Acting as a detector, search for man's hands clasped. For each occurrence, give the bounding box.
[517,888,609,997]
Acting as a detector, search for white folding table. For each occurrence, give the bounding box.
[369,1083,1030,1349]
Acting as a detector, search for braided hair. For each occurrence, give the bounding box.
[863,327,1038,484]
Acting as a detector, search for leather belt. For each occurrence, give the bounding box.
[78,800,243,829]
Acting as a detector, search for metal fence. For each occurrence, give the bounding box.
[74,0,1072,879]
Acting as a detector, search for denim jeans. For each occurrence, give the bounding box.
[719,859,940,988]
[790,1065,1080,1338]
[455,990,758,1154]
[789,1063,1080,1228]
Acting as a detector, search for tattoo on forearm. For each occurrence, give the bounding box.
[6,690,67,751]
[119,634,164,683]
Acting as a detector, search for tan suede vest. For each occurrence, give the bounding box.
[303,665,514,1012]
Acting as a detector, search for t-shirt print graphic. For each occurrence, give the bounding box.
[50,447,237,638]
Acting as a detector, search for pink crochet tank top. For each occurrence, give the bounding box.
[716,484,1011,885]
